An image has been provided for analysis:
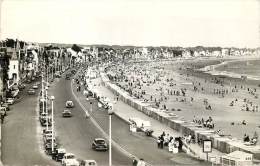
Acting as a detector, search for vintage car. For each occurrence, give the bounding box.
[62,110,72,117]
[32,84,39,89]
[44,137,57,155]
[52,148,66,161]
[0,107,7,116]
[43,129,52,135]
[1,103,10,111]
[65,101,74,108]
[27,89,36,95]
[18,84,26,90]
[71,70,76,74]
[79,160,97,166]
[65,74,71,80]
[55,72,62,78]
[61,153,79,166]
[40,116,52,127]
[92,138,108,151]
[6,98,15,105]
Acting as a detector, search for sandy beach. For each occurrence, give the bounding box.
[106,57,260,144]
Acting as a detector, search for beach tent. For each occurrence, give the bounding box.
[221,150,253,166]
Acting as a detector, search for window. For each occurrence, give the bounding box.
[14,65,15,69]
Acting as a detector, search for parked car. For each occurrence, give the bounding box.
[18,84,26,90]
[65,101,74,108]
[61,153,79,166]
[40,117,52,127]
[92,138,108,151]
[79,160,97,166]
[32,84,39,89]
[71,70,76,74]
[44,137,57,155]
[66,74,71,80]
[43,129,52,135]
[52,148,66,161]
[1,103,10,111]
[27,89,36,95]
[0,107,7,116]
[6,98,15,105]
[55,72,62,78]
[62,110,72,117]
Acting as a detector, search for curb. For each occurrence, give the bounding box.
[72,69,153,166]
[0,123,3,166]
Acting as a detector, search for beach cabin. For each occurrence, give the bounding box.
[220,151,253,166]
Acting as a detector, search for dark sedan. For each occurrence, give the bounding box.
[62,110,72,117]
[92,138,108,151]
[27,89,36,95]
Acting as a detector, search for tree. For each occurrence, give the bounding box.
[71,44,82,53]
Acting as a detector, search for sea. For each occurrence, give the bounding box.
[201,59,260,81]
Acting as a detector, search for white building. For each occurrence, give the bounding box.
[182,50,192,58]
[221,48,229,57]
[212,50,222,57]
[8,50,20,87]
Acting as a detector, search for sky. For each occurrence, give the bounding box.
[0,0,260,48]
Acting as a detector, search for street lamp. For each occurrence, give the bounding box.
[108,103,114,166]
[45,87,49,131]
[41,72,45,114]
[52,65,54,80]
[50,95,55,153]
[46,66,49,87]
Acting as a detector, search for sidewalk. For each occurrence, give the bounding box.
[89,76,224,164]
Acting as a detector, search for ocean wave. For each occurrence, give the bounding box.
[203,69,260,81]
[198,59,260,81]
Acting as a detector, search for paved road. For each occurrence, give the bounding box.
[48,69,209,166]
[73,74,210,166]
[49,75,131,166]
[2,79,58,166]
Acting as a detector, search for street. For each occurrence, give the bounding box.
[49,74,131,166]
[49,70,209,166]
[1,70,210,166]
[1,79,58,166]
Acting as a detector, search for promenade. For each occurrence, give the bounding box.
[81,60,260,164]
[88,75,222,164]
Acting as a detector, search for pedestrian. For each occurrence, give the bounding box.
[132,157,138,166]
[157,137,161,148]
[85,111,89,118]
[0,114,4,124]
[160,137,164,149]
[137,158,146,166]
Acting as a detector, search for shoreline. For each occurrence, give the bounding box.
[100,60,260,158]
[197,57,260,81]
[106,56,260,143]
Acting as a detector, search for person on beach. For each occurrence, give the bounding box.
[157,137,161,148]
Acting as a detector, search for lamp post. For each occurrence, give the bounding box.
[52,65,54,80]
[108,103,114,166]
[46,66,49,87]
[50,95,55,153]
[45,87,48,131]
[41,72,45,114]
